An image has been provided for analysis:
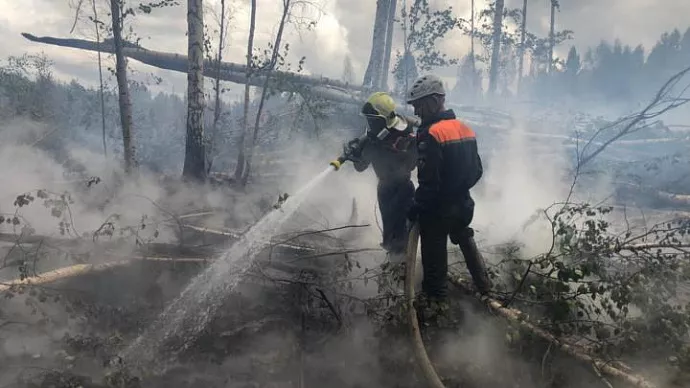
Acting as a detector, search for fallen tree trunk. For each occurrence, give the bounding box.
[0,257,207,292]
[0,245,362,294]
[19,33,515,125]
[448,273,657,388]
[21,33,365,105]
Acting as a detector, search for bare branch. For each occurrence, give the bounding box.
[69,0,86,34]
[578,65,690,168]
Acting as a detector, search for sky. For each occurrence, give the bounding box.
[0,0,689,100]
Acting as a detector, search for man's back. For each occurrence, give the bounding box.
[415,109,483,210]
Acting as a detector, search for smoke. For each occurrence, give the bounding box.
[1,74,687,388]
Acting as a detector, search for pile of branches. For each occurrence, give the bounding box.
[484,202,690,387]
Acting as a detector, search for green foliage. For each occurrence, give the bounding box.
[402,0,460,71]
[392,0,460,95]
[500,202,690,370]
[9,189,76,237]
[392,50,419,97]
[0,53,55,119]
[525,27,690,104]
[122,0,180,20]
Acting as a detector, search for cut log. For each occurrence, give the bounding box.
[448,274,657,388]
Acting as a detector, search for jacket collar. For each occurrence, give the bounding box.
[420,109,457,128]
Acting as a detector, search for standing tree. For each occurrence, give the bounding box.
[452,53,482,102]
[453,0,481,100]
[109,0,137,174]
[548,0,559,73]
[469,0,475,61]
[488,0,505,95]
[342,55,355,84]
[242,0,292,185]
[563,45,580,94]
[207,0,231,173]
[517,0,528,93]
[392,0,459,96]
[72,0,109,157]
[460,1,523,95]
[234,0,257,182]
[380,0,397,90]
[363,0,391,89]
[182,0,206,180]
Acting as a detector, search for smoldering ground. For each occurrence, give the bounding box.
[2,83,690,388]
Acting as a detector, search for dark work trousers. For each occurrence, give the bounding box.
[419,202,475,300]
[377,179,415,254]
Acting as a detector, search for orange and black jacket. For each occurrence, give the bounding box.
[414,109,483,212]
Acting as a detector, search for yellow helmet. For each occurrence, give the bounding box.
[361,92,400,129]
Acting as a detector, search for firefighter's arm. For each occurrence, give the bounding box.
[344,137,370,172]
[414,132,442,210]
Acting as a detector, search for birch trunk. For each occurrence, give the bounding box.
[182,0,207,181]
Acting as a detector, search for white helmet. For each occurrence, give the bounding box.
[406,74,446,103]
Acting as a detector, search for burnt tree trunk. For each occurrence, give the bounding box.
[234,0,257,182]
[363,0,390,89]
[182,0,207,181]
[241,0,291,186]
[380,0,397,90]
[517,0,527,92]
[488,0,505,95]
[110,0,136,173]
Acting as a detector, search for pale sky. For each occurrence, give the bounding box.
[0,0,688,100]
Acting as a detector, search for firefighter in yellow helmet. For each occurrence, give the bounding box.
[342,92,418,260]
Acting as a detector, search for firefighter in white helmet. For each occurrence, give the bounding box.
[406,75,492,300]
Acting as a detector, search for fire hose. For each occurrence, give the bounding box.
[405,222,447,388]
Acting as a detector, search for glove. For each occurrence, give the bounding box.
[343,139,363,162]
[407,202,421,222]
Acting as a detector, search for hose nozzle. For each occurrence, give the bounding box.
[329,158,344,171]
